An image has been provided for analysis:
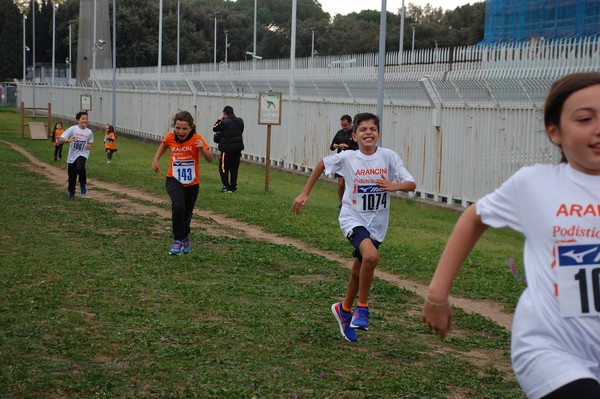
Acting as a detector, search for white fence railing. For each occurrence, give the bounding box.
[17,38,600,207]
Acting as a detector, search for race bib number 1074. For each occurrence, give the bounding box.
[557,244,600,318]
[357,185,388,212]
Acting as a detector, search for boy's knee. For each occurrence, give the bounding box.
[360,244,379,265]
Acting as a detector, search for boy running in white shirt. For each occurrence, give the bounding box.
[293,112,416,342]
[60,111,94,200]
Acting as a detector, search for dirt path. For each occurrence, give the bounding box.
[6,140,513,331]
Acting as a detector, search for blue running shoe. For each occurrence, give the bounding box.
[182,236,191,255]
[169,240,183,256]
[69,192,75,200]
[331,302,357,342]
[350,306,369,330]
[80,184,87,195]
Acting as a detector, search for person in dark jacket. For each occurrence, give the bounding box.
[329,114,358,208]
[213,105,245,192]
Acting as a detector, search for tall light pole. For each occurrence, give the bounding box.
[158,0,163,91]
[112,0,117,128]
[92,0,97,78]
[68,22,72,80]
[213,11,220,72]
[32,0,35,80]
[398,0,405,64]
[22,13,27,80]
[32,0,36,110]
[253,0,257,70]
[310,27,316,65]
[224,30,229,65]
[51,0,56,87]
[376,0,387,140]
[411,22,416,64]
[177,0,180,72]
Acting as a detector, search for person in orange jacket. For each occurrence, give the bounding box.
[51,122,65,161]
[103,124,117,165]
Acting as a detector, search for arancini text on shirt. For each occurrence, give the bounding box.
[556,203,600,217]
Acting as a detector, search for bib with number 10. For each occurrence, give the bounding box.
[557,243,600,317]
[172,160,196,184]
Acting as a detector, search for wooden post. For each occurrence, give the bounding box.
[47,103,52,138]
[20,102,25,139]
[265,124,272,192]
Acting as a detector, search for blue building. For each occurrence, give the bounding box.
[483,0,600,43]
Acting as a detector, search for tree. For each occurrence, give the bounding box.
[6,0,485,79]
[0,0,23,81]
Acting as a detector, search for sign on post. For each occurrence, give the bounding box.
[80,94,92,111]
[258,92,282,126]
[258,92,283,192]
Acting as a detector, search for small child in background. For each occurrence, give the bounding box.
[103,124,117,165]
[51,122,64,161]
[60,111,94,200]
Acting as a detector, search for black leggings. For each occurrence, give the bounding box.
[165,177,199,241]
[541,378,600,399]
[67,156,87,194]
[54,144,63,159]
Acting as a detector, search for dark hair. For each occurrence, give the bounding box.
[353,112,380,132]
[223,105,234,116]
[53,122,63,130]
[172,111,196,132]
[544,72,600,163]
[340,114,352,123]
[544,72,600,128]
[105,124,115,134]
[76,111,88,120]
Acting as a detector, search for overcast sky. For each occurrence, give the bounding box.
[319,0,478,16]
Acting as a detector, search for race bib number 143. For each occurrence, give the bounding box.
[557,244,600,318]
[172,160,196,184]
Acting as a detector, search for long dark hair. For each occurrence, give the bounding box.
[172,111,196,132]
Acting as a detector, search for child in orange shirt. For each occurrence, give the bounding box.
[152,111,214,255]
[51,122,64,161]
[103,124,117,165]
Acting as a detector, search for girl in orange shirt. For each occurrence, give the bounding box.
[152,111,214,255]
[51,122,65,161]
[103,124,117,165]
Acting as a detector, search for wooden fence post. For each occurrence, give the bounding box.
[48,103,52,137]
[20,102,24,139]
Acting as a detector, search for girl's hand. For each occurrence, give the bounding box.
[152,160,160,173]
[422,299,452,339]
[292,194,309,215]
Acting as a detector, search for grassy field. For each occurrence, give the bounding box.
[0,107,526,398]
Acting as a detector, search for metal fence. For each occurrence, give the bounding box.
[17,37,600,207]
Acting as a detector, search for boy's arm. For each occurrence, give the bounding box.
[377,179,416,193]
[292,159,325,215]
[422,205,488,339]
[58,130,71,143]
